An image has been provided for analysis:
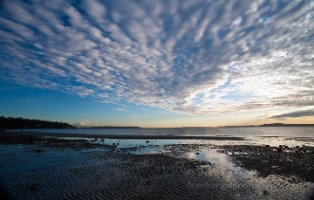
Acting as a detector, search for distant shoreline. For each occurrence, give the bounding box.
[220,123,314,128]
[84,124,314,129]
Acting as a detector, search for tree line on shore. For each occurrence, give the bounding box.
[0,116,76,130]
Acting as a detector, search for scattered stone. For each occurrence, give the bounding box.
[219,144,314,184]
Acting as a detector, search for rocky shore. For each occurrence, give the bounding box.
[218,144,314,183]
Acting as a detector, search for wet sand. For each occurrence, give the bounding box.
[1,134,314,199]
[0,139,231,199]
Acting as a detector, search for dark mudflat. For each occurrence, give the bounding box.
[219,145,314,183]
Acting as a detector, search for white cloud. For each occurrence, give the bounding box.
[113,107,129,112]
[81,0,107,20]
[73,120,90,127]
[0,0,313,115]
[271,108,314,119]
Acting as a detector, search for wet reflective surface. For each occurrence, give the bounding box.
[1,136,314,199]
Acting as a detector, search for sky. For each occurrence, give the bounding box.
[0,0,314,127]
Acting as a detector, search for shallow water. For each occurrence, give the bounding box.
[95,135,314,149]
[1,137,314,199]
[123,141,314,199]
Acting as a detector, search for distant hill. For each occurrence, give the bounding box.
[0,116,76,130]
[222,123,314,128]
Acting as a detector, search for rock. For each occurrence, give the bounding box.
[263,190,269,195]
[36,149,42,153]
[277,148,283,153]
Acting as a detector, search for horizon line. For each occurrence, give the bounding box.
[77,123,314,129]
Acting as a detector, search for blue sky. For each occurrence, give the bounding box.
[0,0,314,127]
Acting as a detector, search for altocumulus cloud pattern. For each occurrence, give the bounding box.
[0,0,313,115]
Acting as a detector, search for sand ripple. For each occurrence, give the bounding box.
[0,144,313,199]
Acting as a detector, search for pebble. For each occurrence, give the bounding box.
[263,190,269,195]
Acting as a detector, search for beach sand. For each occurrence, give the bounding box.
[0,133,314,199]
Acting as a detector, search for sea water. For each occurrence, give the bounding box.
[7,126,314,137]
